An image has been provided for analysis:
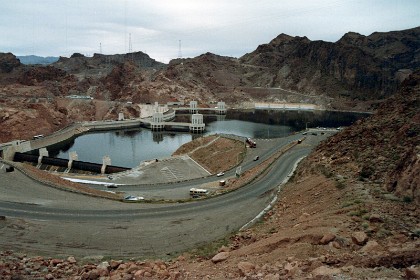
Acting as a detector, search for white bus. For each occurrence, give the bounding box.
[189,188,208,196]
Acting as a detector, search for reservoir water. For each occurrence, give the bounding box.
[49,110,368,168]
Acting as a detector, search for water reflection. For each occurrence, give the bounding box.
[50,110,368,168]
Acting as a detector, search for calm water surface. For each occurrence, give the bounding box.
[51,109,368,168]
[52,120,292,168]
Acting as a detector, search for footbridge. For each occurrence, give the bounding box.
[173,100,227,115]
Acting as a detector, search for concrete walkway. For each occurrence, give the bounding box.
[62,155,210,186]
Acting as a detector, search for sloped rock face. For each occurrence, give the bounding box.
[18,65,68,85]
[311,70,420,203]
[240,27,420,100]
[0,52,21,73]
[1,27,418,142]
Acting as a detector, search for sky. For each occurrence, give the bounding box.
[1,0,419,63]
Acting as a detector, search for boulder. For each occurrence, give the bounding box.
[351,231,368,245]
[405,265,420,279]
[110,260,122,269]
[284,261,300,277]
[331,241,341,249]
[50,259,63,266]
[134,269,145,279]
[212,252,230,263]
[238,261,255,276]
[97,261,110,277]
[218,245,230,252]
[369,214,384,223]
[319,233,336,245]
[360,240,382,254]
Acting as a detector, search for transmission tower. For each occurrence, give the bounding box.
[178,40,182,58]
[129,33,132,53]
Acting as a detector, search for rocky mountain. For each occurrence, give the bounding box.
[17,55,59,65]
[1,70,419,280]
[0,52,21,74]
[0,27,419,142]
[159,27,419,109]
[239,26,419,100]
[309,70,419,202]
[1,28,420,278]
[53,51,165,75]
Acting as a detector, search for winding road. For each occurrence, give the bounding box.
[0,132,331,258]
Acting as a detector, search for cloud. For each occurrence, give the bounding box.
[0,0,418,62]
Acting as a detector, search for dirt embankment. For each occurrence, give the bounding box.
[173,135,246,174]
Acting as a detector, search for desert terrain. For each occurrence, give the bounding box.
[0,27,419,279]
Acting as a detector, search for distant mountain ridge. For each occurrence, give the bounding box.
[238,26,420,99]
[17,55,59,65]
[0,26,418,110]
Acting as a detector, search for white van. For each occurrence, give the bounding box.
[189,188,208,197]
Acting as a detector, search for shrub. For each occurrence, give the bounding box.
[335,180,346,189]
[403,196,413,203]
[359,165,374,179]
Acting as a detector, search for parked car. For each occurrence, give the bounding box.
[217,172,225,177]
[124,195,144,201]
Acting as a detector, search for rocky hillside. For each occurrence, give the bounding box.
[53,51,165,75]
[0,52,21,74]
[240,27,419,100]
[308,70,419,203]
[0,27,419,141]
[1,72,419,279]
[161,27,419,109]
[0,28,419,278]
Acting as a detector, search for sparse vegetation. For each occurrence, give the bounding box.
[0,28,419,280]
[403,196,413,203]
[188,236,231,259]
[335,179,346,189]
[349,208,368,217]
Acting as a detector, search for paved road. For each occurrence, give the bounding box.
[86,134,303,199]
[0,132,332,258]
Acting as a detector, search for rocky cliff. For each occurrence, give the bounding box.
[309,70,419,203]
[0,27,418,142]
[239,26,420,100]
[0,52,21,73]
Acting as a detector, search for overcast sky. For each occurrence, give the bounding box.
[1,0,419,63]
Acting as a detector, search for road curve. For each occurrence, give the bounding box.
[0,133,330,258]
